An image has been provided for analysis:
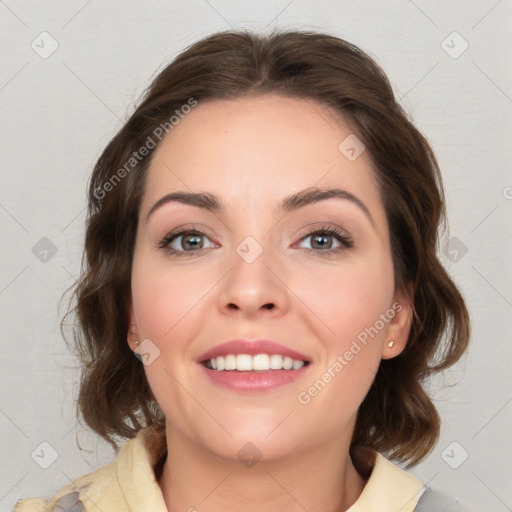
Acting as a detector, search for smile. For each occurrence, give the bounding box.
[203,353,308,371]
[200,355,311,392]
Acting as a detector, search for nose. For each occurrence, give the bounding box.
[216,240,290,319]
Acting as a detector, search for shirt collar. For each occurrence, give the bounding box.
[116,425,168,512]
[116,427,425,512]
[347,448,426,512]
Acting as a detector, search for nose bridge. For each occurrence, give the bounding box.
[228,197,273,265]
[216,226,288,316]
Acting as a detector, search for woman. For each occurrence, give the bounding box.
[15,29,470,511]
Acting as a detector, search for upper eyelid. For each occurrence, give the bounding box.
[160,224,348,239]
[160,225,352,250]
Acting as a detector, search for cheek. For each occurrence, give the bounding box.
[291,250,395,346]
[130,252,211,422]
[131,248,210,340]
[299,253,394,412]
[130,249,216,397]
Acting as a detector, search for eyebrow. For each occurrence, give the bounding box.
[145,187,374,226]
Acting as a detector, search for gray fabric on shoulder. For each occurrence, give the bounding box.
[414,487,467,511]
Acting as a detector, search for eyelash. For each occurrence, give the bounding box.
[157,224,354,258]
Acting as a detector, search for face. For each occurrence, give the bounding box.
[129,94,412,463]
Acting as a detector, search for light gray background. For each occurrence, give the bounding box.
[1,1,511,511]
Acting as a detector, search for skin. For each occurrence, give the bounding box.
[128,94,413,512]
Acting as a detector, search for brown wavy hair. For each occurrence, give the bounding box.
[61,28,470,466]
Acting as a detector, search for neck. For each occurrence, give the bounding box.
[158,424,368,512]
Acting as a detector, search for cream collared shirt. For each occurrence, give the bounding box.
[14,426,425,512]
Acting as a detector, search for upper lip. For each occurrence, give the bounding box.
[198,339,311,363]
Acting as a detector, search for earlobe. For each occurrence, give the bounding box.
[381,289,414,360]
[127,322,140,351]
[127,302,140,351]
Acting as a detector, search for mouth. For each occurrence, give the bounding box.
[197,339,312,391]
[201,354,310,372]
[199,358,311,392]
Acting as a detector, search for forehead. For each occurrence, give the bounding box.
[141,94,385,224]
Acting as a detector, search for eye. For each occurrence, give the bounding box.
[157,224,353,258]
[296,225,353,256]
[157,227,216,257]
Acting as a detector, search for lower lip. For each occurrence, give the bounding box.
[199,364,310,392]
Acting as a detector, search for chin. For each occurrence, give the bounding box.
[204,432,305,467]
[168,408,307,463]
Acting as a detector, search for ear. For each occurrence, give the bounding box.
[127,299,140,352]
[381,286,414,360]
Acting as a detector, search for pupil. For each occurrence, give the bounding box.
[313,234,331,249]
[184,234,202,250]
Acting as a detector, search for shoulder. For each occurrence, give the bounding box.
[13,426,167,512]
[349,447,467,512]
[349,448,426,511]
[13,460,118,512]
[12,498,50,512]
[413,486,467,511]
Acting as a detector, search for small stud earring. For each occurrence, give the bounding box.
[127,334,140,346]
[387,340,394,348]
[128,323,140,346]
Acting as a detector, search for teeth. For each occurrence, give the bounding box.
[207,354,307,371]
[283,356,293,370]
[224,354,236,370]
[236,354,252,371]
[292,359,304,370]
[269,354,282,369]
